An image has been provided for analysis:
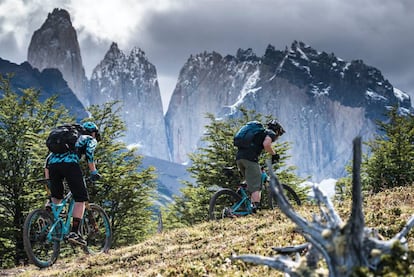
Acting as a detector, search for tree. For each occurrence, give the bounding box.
[82,102,157,246]
[0,76,72,267]
[163,108,307,228]
[364,107,414,193]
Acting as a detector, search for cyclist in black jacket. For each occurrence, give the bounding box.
[236,120,285,212]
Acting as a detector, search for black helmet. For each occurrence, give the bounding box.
[267,120,285,136]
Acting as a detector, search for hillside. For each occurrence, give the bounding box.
[3,186,414,276]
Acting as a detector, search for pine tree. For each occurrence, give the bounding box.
[163,108,307,228]
[364,107,414,192]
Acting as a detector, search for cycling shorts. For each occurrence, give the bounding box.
[236,159,262,193]
[48,162,89,202]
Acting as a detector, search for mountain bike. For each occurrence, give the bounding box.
[209,166,301,220]
[23,178,112,268]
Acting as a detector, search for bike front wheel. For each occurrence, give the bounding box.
[81,203,112,254]
[268,184,302,209]
[209,188,246,220]
[23,208,60,268]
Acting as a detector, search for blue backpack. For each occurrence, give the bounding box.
[234,121,265,148]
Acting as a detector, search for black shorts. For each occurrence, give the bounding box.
[48,163,89,202]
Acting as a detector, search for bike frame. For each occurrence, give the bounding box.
[232,186,253,216]
[47,191,74,242]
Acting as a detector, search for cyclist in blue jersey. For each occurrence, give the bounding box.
[45,121,102,246]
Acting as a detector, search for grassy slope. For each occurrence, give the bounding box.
[4,186,414,277]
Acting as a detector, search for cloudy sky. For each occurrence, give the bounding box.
[0,0,413,110]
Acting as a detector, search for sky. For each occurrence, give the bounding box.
[0,0,413,112]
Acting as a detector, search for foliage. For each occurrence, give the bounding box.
[83,102,157,246]
[337,107,414,198]
[163,108,307,228]
[0,76,72,267]
[364,107,414,192]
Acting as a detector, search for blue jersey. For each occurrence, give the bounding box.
[47,135,97,164]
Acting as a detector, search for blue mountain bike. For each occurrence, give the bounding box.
[209,166,301,220]
[23,178,112,268]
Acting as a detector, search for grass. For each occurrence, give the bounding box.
[3,185,414,276]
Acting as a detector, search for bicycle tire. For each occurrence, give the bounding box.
[268,184,302,209]
[81,203,112,254]
[23,208,60,268]
[209,188,244,220]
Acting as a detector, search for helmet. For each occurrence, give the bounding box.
[82,121,98,133]
[267,120,285,136]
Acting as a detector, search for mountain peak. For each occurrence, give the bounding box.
[104,42,125,61]
[236,48,259,62]
[130,47,146,58]
[27,8,87,105]
[43,8,72,28]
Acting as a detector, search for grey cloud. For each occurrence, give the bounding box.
[0,32,21,63]
[1,0,413,101]
[136,0,414,96]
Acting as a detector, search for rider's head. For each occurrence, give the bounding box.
[267,119,285,137]
[82,121,101,141]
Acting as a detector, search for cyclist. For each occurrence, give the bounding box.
[45,121,102,246]
[235,120,285,212]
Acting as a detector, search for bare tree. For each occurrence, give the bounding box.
[233,137,414,276]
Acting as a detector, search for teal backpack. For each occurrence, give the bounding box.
[234,121,265,148]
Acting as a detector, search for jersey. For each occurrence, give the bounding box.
[47,135,97,165]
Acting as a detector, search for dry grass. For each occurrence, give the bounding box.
[3,185,414,276]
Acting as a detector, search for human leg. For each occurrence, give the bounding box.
[237,159,262,208]
[48,163,65,205]
[65,163,89,245]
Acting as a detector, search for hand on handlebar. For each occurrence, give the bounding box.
[90,170,102,182]
[271,154,280,164]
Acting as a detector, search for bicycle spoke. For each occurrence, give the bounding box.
[209,189,245,220]
[23,209,60,268]
[81,204,112,254]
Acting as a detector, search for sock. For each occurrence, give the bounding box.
[71,217,81,233]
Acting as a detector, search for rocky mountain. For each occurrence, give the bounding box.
[10,7,413,183]
[26,8,169,160]
[0,58,87,121]
[89,43,169,158]
[27,8,88,105]
[165,41,412,181]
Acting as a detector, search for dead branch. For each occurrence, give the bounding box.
[232,136,414,276]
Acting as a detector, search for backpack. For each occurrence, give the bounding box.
[234,121,265,148]
[46,124,86,154]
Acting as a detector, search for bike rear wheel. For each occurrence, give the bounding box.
[209,188,246,220]
[268,184,302,209]
[81,203,112,254]
[23,208,60,268]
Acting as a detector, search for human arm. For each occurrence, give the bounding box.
[263,135,280,163]
[263,135,276,155]
[85,136,101,180]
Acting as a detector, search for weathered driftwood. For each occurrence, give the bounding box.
[232,137,414,276]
